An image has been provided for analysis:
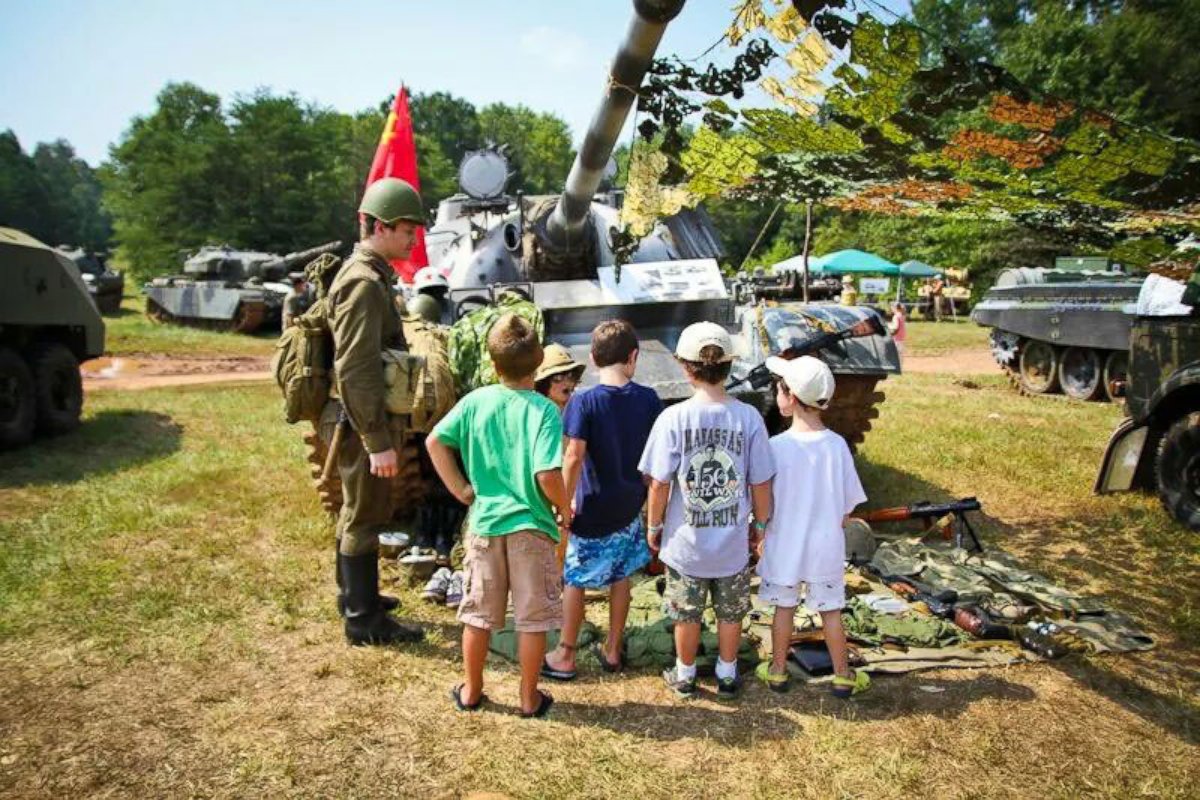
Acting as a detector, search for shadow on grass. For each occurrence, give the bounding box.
[0,410,182,487]
[544,674,1034,743]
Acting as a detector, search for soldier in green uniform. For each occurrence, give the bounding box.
[329,177,427,646]
[281,275,311,328]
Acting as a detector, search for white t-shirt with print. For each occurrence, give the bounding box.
[638,396,776,579]
[758,428,866,586]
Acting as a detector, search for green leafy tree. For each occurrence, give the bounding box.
[478,103,574,194]
[31,140,112,251]
[0,130,53,239]
[410,91,481,168]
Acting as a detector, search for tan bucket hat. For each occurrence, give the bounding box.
[535,343,585,383]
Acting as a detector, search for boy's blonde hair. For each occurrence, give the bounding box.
[487,313,543,380]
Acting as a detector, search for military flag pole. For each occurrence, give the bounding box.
[801,198,813,304]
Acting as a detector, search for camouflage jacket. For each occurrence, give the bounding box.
[327,245,404,453]
[447,292,545,395]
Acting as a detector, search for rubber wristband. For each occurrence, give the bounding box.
[753,520,769,531]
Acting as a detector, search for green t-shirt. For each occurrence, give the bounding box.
[432,384,563,539]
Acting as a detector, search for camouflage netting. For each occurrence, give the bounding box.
[619,0,1200,258]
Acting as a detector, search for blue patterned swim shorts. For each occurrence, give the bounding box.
[563,517,651,590]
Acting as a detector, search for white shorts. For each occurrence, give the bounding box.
[759,575,845,612]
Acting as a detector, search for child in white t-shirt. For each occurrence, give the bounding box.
[754,355,870,698]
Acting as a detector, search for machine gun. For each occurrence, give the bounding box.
[727,314,885,391]
[859,497,984,552]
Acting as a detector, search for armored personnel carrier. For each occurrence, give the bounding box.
[59,247,124,314]
[144,241,341,333]
[971,263,1144,401]
[0,228,105,448]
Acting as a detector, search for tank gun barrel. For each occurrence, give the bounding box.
[545,0,686,248]
[268,241,344,270]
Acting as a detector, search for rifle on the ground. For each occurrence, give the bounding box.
[727,314,885,391]
[859,497,984,552]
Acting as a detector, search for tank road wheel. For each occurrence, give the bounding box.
[1155,413,1200,531]
[822,374,886,452]
[230,301,267,334]
[0,347,36,449]
[1058,347,1104,401]
[27,343,83,434]
[1104,350,1129,403]
[1018,340,1061,395]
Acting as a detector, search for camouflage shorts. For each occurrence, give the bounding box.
[663,565,752,624]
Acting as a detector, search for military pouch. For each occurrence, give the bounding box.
[272,299,333,424]
[382,349,426,415]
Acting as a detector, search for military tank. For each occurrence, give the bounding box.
[429,0,897,444]
[303,0,897,524]
[144,241,342,333]
[59,247,124,314]
[971,263,1144,401]
[1,228,105,448]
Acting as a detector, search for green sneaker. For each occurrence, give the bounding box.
[755,661,791,693]
[831,670,871,699]
[662,666,697,698]
[715,673,743,701]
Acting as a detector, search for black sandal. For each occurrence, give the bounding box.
[450,683,487,712]
[540,642,577,681]
[519,690,554,719]
[591,642,623,673]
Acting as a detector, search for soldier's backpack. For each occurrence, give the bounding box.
[272,297,334,424]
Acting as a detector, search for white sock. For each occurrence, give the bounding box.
[715,657,737,681]
[675,658,697,681]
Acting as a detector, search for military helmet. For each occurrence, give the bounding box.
[359,178,425,224]
[843,518,877,565]
[408,292,443,324]
[413,266,449,294]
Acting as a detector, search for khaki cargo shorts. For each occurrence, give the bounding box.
[457,530,563,633]
[663,565,752,624]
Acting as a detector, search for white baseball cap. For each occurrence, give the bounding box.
[766,355,836,409]
[675,322,734,362]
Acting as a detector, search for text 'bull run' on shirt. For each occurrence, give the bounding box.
[639,396,776,579]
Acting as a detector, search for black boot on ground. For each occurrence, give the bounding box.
[340,552,424,646]
[336,551,399,616]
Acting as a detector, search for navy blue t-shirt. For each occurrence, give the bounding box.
[563,381,663,538]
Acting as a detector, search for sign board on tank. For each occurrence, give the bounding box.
[597,259,728,304]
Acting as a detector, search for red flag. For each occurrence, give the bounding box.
[365,86,428,281]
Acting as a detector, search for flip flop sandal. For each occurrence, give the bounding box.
[754,661,791,694]
[591,643,623,674]
[831,670,871,699]
[519,690,554,719]
[540,658,577,682]
[449,683,487,712]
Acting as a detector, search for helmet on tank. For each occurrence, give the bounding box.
[359,178,425,224]
[407,292,443,324]
[413,266,449,294]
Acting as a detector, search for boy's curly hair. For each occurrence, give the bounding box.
[591,320,639,368]
[678,344,731,385]
[487,313,543,380]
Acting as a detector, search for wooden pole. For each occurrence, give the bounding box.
[801,198,813,304]
[737,202,782,274]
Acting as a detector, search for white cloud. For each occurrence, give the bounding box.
[520,25,588,72]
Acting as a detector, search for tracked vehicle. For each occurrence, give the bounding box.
[972,263,1144,401]
[144,241,341,333]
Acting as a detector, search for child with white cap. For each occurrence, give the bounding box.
[754,355,871,698]
[638,322,775,700]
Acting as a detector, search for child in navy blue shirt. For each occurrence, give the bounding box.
[542,320,662,679]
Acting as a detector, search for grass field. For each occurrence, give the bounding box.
[101,295,278,357]
[902,318,990,356]
[1,331,1197,798]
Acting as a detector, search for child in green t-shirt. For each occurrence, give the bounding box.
[427,313,572,719]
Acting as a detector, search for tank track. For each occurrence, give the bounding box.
[822,374,886,452]
[303,420,428,522]
[143,298,267,334]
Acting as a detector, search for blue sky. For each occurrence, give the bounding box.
[0,1,910,166]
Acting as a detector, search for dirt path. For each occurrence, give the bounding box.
[81,355,272,391]
[902,348,995,374]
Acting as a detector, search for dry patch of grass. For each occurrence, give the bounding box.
[0,379,1196,798]
[903,319,990,357]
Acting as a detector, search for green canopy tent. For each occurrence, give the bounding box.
[897,259,941,303]
[774,248,901,275]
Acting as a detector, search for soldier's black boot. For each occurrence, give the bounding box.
[341,552,424,645]
[336,549,399,616]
